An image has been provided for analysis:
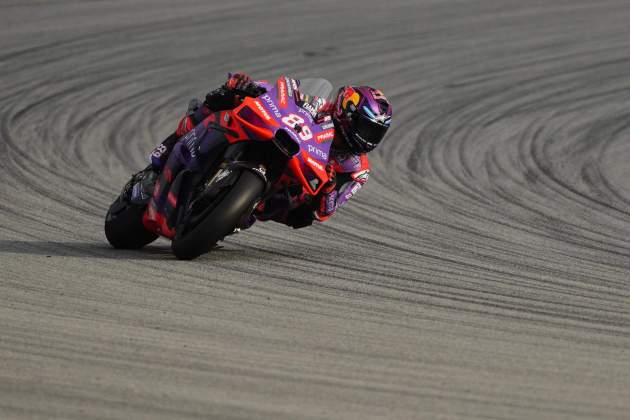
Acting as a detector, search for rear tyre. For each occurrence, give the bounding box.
[171,170,264,260]
[105,195,158,250]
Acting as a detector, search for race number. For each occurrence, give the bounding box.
[281,113,312,141]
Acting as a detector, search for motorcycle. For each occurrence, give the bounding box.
[104,77,335,260]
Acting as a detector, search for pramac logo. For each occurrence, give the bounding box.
[315,129,334,143]
[277,77,288,108]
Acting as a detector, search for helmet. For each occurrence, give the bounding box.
[332,86,392,153]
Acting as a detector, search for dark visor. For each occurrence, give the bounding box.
[352,113,389,144]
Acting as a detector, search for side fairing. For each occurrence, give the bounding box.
[259,76,335,170]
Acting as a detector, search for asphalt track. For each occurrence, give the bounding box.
[1,1,630,419]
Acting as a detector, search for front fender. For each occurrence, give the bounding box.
[229,161,269,186]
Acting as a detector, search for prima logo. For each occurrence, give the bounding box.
[308,144,328,160]
[261,94,281,118]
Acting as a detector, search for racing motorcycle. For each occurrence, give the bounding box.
[105,77,335,260]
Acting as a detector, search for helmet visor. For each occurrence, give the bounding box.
[352,113,389,145]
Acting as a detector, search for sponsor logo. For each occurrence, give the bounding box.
[325,194,336,213]
[344,183,361,201]
[342,88,360,111]
[321,121,335,130]
[301,101,318,118]
[291,78,298,91]
[261,94,281,118]
[285,77,293,97]
[308,144,328,160]
[184,131,198,159]
[253,99,272,121]
[351,184,360,195]
[315,129,334,143]
[277,78,288,108]
[306,156,324,172]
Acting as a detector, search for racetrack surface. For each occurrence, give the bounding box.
[1,1,630,418]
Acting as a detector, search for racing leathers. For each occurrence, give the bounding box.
[148,74,371,229]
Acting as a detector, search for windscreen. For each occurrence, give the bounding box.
[297,78,334,102]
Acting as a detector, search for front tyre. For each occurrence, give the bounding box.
[171,170,264,260]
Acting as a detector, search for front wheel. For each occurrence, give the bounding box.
[171,170,265,260]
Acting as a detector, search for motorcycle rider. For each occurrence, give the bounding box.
[138,73,392,229]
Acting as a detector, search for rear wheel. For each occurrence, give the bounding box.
[104,174,158,249]
[171,170,264,260]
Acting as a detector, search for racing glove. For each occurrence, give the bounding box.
[225,72,254,91]
[204,73,264,112]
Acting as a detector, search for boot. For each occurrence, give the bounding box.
[130,166,159,204]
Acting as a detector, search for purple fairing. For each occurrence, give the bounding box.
[170,118,228,171]
[172,124,206,170]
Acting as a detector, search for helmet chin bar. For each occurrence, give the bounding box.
[337,121,357,152]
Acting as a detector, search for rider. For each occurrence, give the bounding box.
[141,73,392,230]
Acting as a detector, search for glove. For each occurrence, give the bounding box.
[204,73,265,111]
[225,72,259,95]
